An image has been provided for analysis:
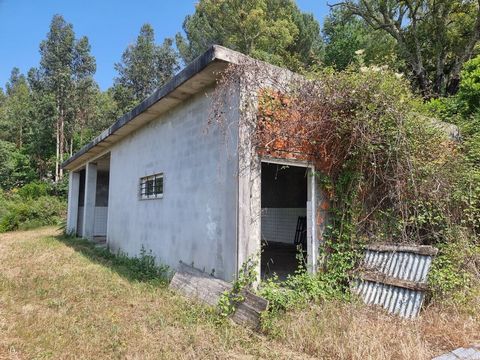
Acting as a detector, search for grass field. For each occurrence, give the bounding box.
[0,227,478,359]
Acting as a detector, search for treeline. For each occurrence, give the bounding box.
[0,0,479,190]
[0,16,179,188]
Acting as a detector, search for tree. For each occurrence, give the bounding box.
[0,68,32,148]
[334,0,480,98]
[0,140,35,189]
[38,15,75,181]
[113,24,179,113]
[456,55,480,115]
[323,9,398,70]
[69,36,98,154]
[33,14,98,181]
[175,0,323,70]
[26,68,57,179]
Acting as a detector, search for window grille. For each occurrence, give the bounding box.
[140,173,163,199]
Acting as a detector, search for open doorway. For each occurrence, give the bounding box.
[261,162,309,280]
[76,153,110,243]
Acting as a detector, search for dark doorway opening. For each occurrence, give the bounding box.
[261,162,308,280]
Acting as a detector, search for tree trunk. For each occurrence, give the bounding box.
[18,125,23,149]
[446,77,460,96]
[412,64,429,99]
[55,116,60,183]
[59,110,64,180]
[432,51,446,97]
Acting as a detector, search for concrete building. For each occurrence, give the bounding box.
[63,46,328,282]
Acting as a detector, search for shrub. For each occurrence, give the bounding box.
[0,190,66,232]
[16,181,49,199]
[429,231,480,306]
[78,242,170,283]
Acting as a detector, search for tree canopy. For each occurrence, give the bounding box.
[333,0,480,98]
[113,24,179,113]
[175,0,323,71]
[33,14,99,180]
[323,9,398,70]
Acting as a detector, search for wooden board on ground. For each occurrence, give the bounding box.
[169,262,268,329]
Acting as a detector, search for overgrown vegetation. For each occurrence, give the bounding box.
[60,236,171,283]
[218,256,259,318]
[0,182,65,233]
[1,227,478,359]
[0,1,479,349]
[210,51,480,316]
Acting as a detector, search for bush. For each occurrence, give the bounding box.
[78,242,170,283]
[0,183,66,232]
[429,232,480,306]
[16,181,49,199]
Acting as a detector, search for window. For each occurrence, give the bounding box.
[140,173,164,199]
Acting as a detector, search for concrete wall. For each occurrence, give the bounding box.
[107,86,240,281]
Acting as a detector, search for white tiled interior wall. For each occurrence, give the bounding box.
[77,206,108,237]
[94,206,108,236]
[261,207,307,244]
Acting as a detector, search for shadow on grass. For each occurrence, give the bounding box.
[55,233,171,285]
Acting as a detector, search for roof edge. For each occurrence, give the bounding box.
[62,45,243,170]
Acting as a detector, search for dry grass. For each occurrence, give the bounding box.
[0,227,478,359]
[266,300,480,360]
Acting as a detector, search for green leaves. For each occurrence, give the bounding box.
[113,24,179,113]
[176,0,323,70]
[336,0,480,97]
[0,140,35,189]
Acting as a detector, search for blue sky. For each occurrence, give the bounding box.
[0,1,330,91]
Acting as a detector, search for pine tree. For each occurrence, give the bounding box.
[175,0,323,70]
[113,24,179,113]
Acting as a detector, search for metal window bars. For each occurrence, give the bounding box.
[140,173,164,199]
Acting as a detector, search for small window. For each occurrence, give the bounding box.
[140,173,163,199]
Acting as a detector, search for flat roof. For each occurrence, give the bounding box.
[62,45,244,171]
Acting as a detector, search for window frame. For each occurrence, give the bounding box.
[139,173,164,200]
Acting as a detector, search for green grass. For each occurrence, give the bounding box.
[0,227,478,359]
[0,228,305,359]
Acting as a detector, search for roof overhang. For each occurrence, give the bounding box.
[62,45,245,171]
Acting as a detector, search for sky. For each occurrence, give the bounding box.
[0,1,330,91]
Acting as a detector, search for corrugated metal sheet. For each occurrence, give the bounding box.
[352,245,438,318]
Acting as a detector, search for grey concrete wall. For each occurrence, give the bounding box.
[107,86,240,281]
[66,171,80,235]
[82,162,97,240]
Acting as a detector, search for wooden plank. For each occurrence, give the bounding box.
[358,270,429,291]
[170,263,231,306]
[232,289,269,330]
[169,263,268,329]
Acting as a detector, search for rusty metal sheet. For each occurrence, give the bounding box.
[352,245,437,318]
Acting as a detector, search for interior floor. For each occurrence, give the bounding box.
[261,241,301,280]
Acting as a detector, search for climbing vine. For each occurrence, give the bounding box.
[210,56,478,302]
